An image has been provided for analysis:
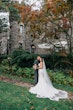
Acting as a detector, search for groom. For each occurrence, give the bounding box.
[33,56,40,85]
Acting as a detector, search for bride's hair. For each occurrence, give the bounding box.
[37,55,43,62]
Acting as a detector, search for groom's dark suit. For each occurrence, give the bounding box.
[34,60,40,85]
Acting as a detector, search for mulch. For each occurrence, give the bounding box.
[0,75,73,101]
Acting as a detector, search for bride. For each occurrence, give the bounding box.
[29,56,68,101]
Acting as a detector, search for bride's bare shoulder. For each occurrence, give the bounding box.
[39,59,43,69]
[40,58,43,62]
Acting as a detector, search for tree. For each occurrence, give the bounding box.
[0,1,20,34]
[14,3,31,23]
[8,4,20,22]
[0,1,9,33]
[25,0,73,55]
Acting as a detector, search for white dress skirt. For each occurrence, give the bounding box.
[29,61,68,101]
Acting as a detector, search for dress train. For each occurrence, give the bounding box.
[29,60,68,101]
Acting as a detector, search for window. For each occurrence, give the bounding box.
[20,25,23,34]
[19,43,22,49]
[31,44,36,53]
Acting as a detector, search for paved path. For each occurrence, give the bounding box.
[0,75,73,100]
[0,76,33,88]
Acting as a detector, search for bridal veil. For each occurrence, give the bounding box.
[29,59,68,101]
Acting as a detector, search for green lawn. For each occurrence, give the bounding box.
[0,81,73,110]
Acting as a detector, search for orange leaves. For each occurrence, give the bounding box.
[44,0,69,15]
[28,10,45,23]
[47,3,52,9]
[62,17,70,28]
[29,11,38,21]
[14,3,31,22]
[12,0,71,41]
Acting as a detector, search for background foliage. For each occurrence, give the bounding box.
[0,49,73,86]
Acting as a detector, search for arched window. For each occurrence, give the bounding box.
[31,44,36,53]
[19,42,22,49]
[20,24,23,34]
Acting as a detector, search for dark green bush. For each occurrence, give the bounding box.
[0,55,7,63]
[41,53,73,69]
[1,50,73,69]
[11,49,73,69]
[0,54,11,63]
[11,49,38,68]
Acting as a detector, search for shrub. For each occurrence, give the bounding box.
[11,51,57,68]
[1,49,73,70]
[24,68,34,78]
[47,69,73,86]
[1,64,73,86]
[1,59,9,65]
[0,54,10,63]
[16,67,25,76]
[2,65,34,79]
[11,49,38,68]
[0,54,8,59]
[15,67,34,78]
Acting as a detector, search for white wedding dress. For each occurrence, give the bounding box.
[29,60,68,101]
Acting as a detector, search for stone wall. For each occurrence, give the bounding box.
[0,31,9,54]
[9,21,19,52]
[0,21,73,55]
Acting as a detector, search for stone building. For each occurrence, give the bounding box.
[0,12,10,55]
[0,11,73,55]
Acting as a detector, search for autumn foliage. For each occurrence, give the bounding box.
[14,3,31,22]
[11,0,73,54]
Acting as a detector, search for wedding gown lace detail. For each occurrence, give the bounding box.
[29,60,68,101]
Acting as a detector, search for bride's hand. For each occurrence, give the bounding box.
[33,65,37,70]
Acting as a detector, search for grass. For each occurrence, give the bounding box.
[0,81,73,110]
[0,65,73,110]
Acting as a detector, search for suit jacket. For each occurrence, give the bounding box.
[34,60,40,68]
